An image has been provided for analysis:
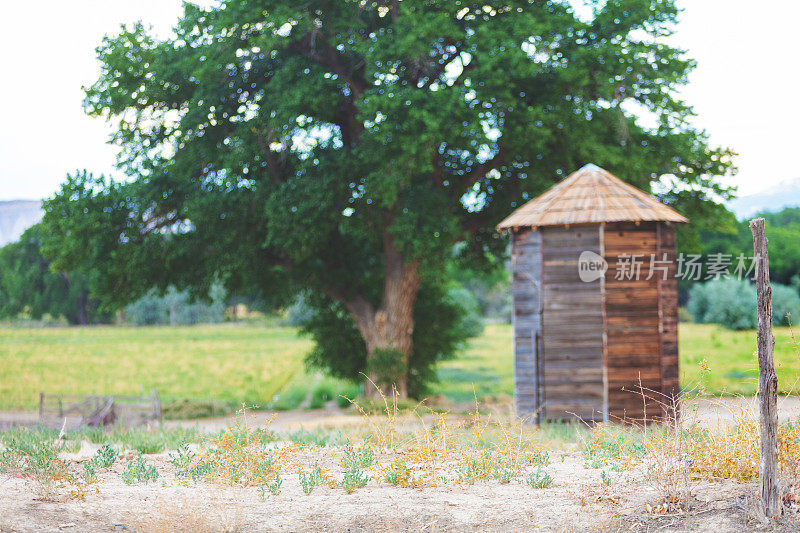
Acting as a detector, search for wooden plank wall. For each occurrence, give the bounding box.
[659,224,680,408]
[541,226,604,421]
[512,230,542,420]
[604,222,670,421]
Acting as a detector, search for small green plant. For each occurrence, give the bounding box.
[340,443,373,469]
[342,464,369,493]
[526,468,553,489]
[601,470,612,486]
[259,473,282,497]
[80,460,98,483]
[94,443,118,468]
[529,450,550,466]
[0,429,71,491]
[188,458,215,481]
[492,459,522,484]
[169,443,196,480]
[122,453,159,485]
[299,464,324,494]
[253,454,276,482]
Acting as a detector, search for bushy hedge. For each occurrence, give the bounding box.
[125,284,226,326]
[688,278,800,329]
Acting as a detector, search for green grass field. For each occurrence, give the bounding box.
[0,324,312,410]
[1,322,799,411]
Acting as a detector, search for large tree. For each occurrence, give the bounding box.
[0,224,100,325]
[42,0,733,397]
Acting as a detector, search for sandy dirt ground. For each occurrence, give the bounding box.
[2,398,800,532]
[0,447,772,533]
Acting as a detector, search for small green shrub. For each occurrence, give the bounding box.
[309,382,336,409]
[79,443,118,482]
[259,474,282,498]
[168,443,196,480]
[340,444,373,470]
[526,468,553,489]
[0,428,70,489]
[272,385,308,411]
[688,278,800,329]
[492,460,521,484]
[299,464,324,494]
[94,443,118,468]
[122,453,159,485]
[80,460,98,483]
[342,464,369,493]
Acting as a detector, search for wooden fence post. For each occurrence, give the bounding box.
[750,217,780,518]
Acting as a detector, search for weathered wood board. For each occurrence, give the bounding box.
[604,222,677,421]
[512,229,542,420]
[541,226,604,421]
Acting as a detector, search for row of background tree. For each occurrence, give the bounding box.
[0,223,502,328]
[3,207,800,330]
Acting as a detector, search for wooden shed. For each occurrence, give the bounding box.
[498,164,688,423]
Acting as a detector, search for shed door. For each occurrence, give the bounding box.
[541,226,604,421]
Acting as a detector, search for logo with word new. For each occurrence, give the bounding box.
[578,251,608,282]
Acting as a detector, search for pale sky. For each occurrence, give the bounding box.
[0,0,797,201]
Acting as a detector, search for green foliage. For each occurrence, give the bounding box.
[308,382,337,409]
[80,459,98,483]
[688,278,800,329]
[261,474,282,497]
[0,224,104,324]
[95,443,118,468]
[82,443,119,481]
[342,464,369,493]
[303,276,477,398]
[299,464,324,495]
[272,384,308,411]
[695,206,800,287]
[340,444,374,470]
[526,468,553,489]
[336,383,362,408]
[42,0,732,395]
[282,427,348,448]
[0,428,71,488]
[122,453,159,484]
[125,284,227,326]
[445,285,485,339]
[168,443,196,480]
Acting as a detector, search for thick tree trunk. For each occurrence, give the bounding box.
[341,232,420,399]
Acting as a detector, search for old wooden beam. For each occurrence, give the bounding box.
[750,217,780,518]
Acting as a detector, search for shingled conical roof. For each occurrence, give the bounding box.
[497,164,688,229]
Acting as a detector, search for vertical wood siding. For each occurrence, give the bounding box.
[541,226,604,421]
[603,222,676,421]
[659,225,680,407]
[512,230,542,420]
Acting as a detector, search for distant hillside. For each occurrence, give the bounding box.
[729,178,800,219]
[0,200,43,246]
